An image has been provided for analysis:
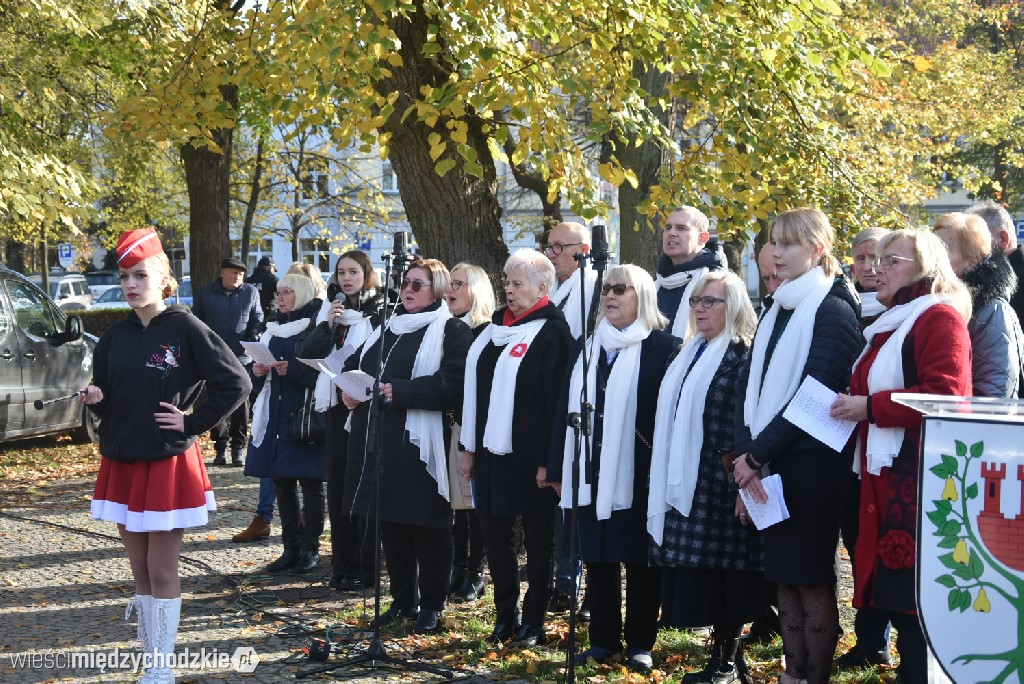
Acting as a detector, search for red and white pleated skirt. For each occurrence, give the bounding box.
[91,442,216,532]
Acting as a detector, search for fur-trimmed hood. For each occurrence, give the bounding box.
[963,250,1018,310]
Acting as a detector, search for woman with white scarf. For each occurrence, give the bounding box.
[647,270,762,684]
[731,208,863,684]
[340,258,471,635]
[243,273,326,575]
[829,230,972,684]
[545,265,678,673]
[460,249,573,646]
[296,251,387,592]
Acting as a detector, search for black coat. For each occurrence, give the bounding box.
[342,300,472,528]
[655,246,727,330]
[1008,245,1024,329]
[548,330,679,563]
[469,303,573,518]
[649,341,764,571]
[244,299,326,481]
[246,267,279,319]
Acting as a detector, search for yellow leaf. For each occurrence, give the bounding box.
[912,55,931,73]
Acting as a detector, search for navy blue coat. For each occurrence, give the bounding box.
[244,299,327,481]
[548,329,680,563]
[190,279,263,357]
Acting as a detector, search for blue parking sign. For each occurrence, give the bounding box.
[57,243,74,269]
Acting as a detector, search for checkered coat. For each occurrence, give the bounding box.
[649,340,764,572]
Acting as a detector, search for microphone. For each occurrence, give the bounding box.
[330,292,345,330]
[391,230,413,277]
[591,224,612,271]
[34,391,85,410]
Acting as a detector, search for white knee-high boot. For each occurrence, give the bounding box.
[125,595,154,683]
[146,597,181,684]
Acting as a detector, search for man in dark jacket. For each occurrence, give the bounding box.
[247,256,278,319]
[655,206,727,336]
[968,200,1024,326]
[192,257,263,465]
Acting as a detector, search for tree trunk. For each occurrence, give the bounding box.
[240,136,266,264]
[377,1,508,280]
[180,86,236,288]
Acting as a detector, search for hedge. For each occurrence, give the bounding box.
[75,309,131,338]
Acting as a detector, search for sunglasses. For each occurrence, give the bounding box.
[401,278,432,292]
[275,289,295,297]
[450,279,467,291]
[688,295,726,308]
[601,283,634,296]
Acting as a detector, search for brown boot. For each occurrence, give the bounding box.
[231,515,271,543]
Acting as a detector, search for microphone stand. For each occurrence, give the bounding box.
[297,246,452,680]
[563,226,610,684]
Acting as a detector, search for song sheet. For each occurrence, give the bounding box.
[782,375,857,452]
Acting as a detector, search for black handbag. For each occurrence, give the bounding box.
[289,389,326,443]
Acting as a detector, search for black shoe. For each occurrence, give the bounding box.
[626,649,654,674]
[511,623,545,646]
[231,448,244,466]
[836,644,892,669]
[488,622,519,644]
[448,569,466,596]
[267,549,300,572]
[210,451,227,466]
[293,550,320,574]
[453,574,486,603]
[576,593,591,622]
[573,646,617,665]
[329,576,367,591]
[371,604,417,629]
[413,610,444,634]
[548,589,574,613]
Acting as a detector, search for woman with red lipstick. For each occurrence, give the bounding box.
[461,248,573,646]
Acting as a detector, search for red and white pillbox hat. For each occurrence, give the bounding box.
[115,227,164,268]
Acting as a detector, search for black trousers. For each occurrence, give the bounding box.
[586,561,661,653]
[211,398,249,451]
[452,509,486,575]
[327,421,373,582]
[478,503,556,627]
[381,521,453,612]
[275,478,324,553]
[840,473,892,653]
[885,610,927,683]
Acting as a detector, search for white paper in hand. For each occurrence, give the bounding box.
[782,375,857,452]
[239,341,278,367]
[337,370,376,401]
[296,345,355,376]
[738,474,790,530]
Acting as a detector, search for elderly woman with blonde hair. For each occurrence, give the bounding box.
[546,264,679,672]
[461,248,573,646]
[648,269,762,683]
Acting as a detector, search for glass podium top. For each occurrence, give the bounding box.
[891,393,1024,420]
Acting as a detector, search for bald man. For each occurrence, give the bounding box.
[655,206,727,336]
[544,222,599,340]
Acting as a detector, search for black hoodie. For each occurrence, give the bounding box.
[89,306,251,463]
[655,245,727,330]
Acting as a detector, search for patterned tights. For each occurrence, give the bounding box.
[777,583,839,684]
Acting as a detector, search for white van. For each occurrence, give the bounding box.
[28,273,94,312]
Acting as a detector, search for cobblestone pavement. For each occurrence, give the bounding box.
[0,453,527,684]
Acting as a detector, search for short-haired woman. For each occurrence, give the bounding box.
[244,273,327,575]
[731,207,864,684]
[341,259,472,634]
[649,270,763,683]
[933,212,1024,398]
[461,249,573,645]
[830,229,972,682]
[547,264,679,672]
[297,250,387,592]
[446,262,496,603]
[850,227,890,329]
[288,261,328,300]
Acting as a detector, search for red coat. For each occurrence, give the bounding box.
[850,301,972,613]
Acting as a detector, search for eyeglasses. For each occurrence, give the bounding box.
[401,278,432,292]
[275,289,295,297]
[601,283,634,296]
[872,254,915,271]
[450,279,467,291]
[542,242,583,256]
[689,295,726,308]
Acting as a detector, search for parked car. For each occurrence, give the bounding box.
[164,276,192,307]
[84,270,120,299]
[91,287,131,311]
[28,272,93,312]
[1,263,99,444]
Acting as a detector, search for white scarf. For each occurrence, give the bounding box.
[743,266,833,439]
[559,319,650,519]
[360,302,453,499]
[852,294,948,476]
[250,317,313,448]
[647,332,730,544]
[656,267,709,339]
[859,290,886,321]
[550,268,596,340]
[461,319,546,455]
[313,305,374,412]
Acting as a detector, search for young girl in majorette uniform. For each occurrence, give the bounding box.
[83,228,250,683]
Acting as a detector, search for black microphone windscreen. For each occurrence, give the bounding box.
[592,224,607,250]
[393,231,409,253]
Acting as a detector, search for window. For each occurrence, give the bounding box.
[382,161,398,193]
[302,158,330,200]
[8,281,59,339]
[299,238,331,272]
[0,288,10,341]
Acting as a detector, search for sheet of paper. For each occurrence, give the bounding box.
[239,341,278,367]
[296,345,356,376]
[738,474,790,530]
[782,375,857,452]
[337,370,376,401]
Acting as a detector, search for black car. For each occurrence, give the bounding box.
[0,262,99,444]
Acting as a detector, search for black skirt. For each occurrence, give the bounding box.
[660,567,767,628]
